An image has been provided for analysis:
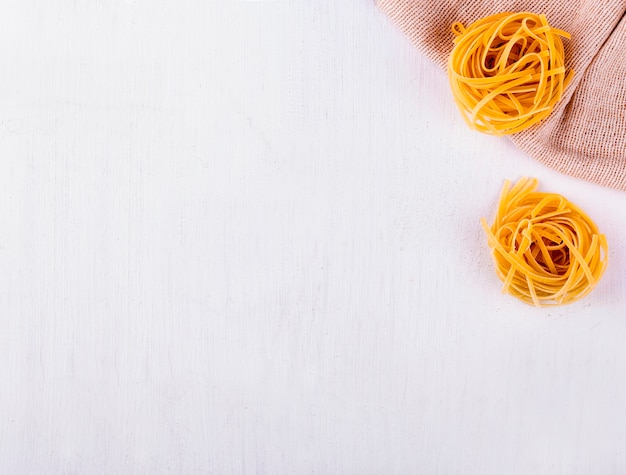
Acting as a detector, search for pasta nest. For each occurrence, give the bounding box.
[448,12,573,135]
[481,178,608,307]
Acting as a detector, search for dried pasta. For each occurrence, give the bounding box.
[448,12,573,135]
[481,178,608,307]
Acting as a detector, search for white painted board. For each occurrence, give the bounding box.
[1,1,625,473]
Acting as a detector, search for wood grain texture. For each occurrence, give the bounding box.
[1,1,625,473]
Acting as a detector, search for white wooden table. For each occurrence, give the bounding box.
[2,1,625,473]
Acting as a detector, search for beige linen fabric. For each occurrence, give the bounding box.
[377,0,626,190]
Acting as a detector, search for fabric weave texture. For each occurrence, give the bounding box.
[376,0,626,190]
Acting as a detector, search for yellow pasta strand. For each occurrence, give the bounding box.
[482,178,608,307]
[448,12,573,135]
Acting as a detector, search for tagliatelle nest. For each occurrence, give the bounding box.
[481,178,608,307]
[448,12,573,135]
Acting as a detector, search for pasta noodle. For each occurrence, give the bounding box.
[448,12,573,135]
[481,178,608,307]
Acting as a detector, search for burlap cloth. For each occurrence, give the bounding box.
[376,0,626,190]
